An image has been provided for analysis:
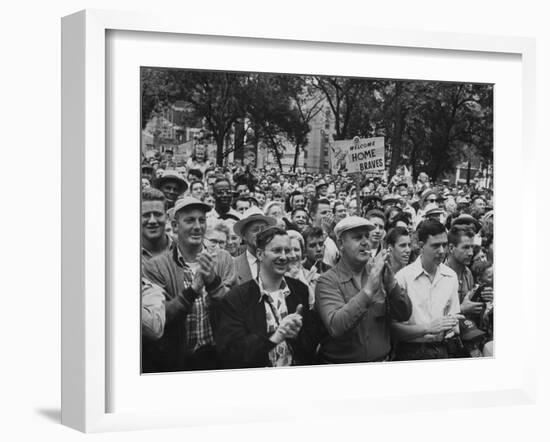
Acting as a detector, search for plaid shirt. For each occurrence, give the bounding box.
[175,247,215,352]
[257,277,293,367]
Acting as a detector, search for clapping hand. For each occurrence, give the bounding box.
[196,250,216,285]
[364,250,388,304]
[270,305,304,344]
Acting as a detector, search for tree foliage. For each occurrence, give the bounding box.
[141,68,493,180]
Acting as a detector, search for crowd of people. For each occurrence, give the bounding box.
[140,148,494,373]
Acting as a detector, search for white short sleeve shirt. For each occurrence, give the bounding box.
[395,256,460,334]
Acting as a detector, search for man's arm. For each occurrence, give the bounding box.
[142,258,198,321]
[385,279,412,322]
[141,280,166,340]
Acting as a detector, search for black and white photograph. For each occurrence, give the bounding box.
[140,67,494,373]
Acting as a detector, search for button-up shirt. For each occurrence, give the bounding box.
[315,259,412,363]
[257,277,293,367]
[395,257,460,342]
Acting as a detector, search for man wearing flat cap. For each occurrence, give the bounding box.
[315,216,412,363]
[233,206,277,285]
[142,197,235,372]
[154,170,188,210]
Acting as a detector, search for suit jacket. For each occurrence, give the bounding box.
[215,278,324,369]
[233,252,254,286]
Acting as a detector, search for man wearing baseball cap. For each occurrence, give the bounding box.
[232,206,277,285]
[142,197,236,372]
[315,216,412,363]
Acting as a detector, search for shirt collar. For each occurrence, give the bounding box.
[256,276,291,303]
[411,256,454,280]
[335,258,366,283]
[173,243,204,268]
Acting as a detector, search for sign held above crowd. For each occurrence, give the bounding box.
[331,136,385,176]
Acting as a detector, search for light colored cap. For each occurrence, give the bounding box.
[233,206,277,237]
[334,216,374,239]
[173,196,211,216]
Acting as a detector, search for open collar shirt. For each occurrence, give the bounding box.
[257,276,293,367]
[395,257,460,341]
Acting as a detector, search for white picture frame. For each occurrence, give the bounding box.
[61,9,537,433]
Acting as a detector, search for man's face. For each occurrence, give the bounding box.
[214,180,232,208]
[226,231,241,256]
[450,234,474,266]
[258,234,291,277]
[338,191,347,201]
[305,235,325,263]
[190,182,205,200]
[340,227,372,265]
[390,235,411,266]
[235,199,251,215]
[243,220,268,249]
[160,180,182,203]
[291,194,305,210]
[195,146,206,161]
[334,204,347,221]
[173,208,207,248]
[236,184,249,196]
[421,233,448,267]
[204,229,227,252]
[260,179,268,189]
[291,210,308,230]
[471,198,486,216]
[141,200,166,241]
[313,203,331,226]
[255,192,266,208]
[318,185,328,197]
[367,216,385,246]
[305,185,316,199]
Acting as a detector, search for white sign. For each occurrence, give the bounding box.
[331,136,385,175]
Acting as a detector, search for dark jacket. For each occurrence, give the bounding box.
[215,277,324,369]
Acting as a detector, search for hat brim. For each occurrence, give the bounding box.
[233,214,277,237]
[174,201,212,216]
[336,223,375,239]
[155,176,189,193]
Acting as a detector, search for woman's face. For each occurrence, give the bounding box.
[287,237,303,268]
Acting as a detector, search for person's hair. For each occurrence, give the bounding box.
[287,229,305,256]
[309,198,330,216]
[188,168,203,181]
[447,225,475,247]
[472,260,492,282]
[255,226,288,250]
[333,201,346,214]
[417,219,447,243]
[142,187,166,207]
[264,201,284,217]
[213,221,230,237]
[189,180,204,193]
[388,211,412,229]
[301,226,325,245]
[214,176,231,187]
[365,209,386,223]
[385,227,410,247]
